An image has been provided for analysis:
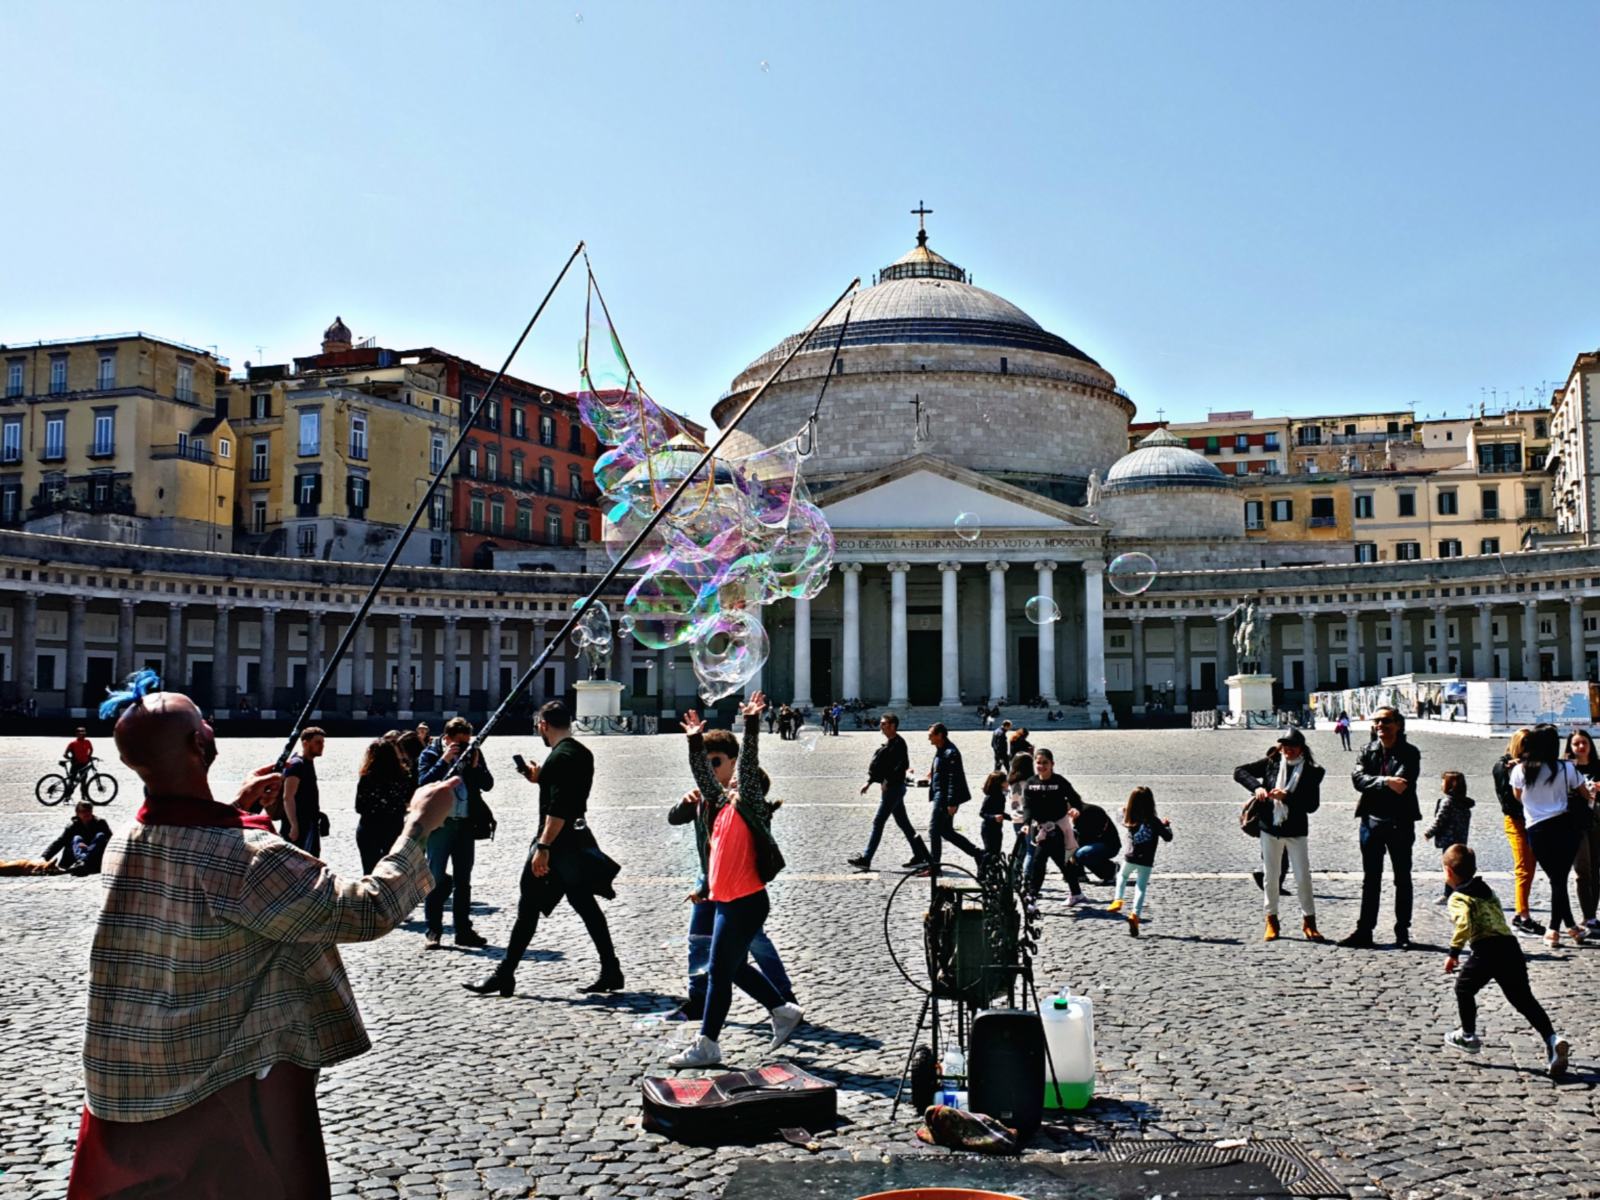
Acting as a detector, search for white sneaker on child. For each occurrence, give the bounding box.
[1548,1034,1570,1078]
[667,1035,723,1069]
[769,1003,803,1051]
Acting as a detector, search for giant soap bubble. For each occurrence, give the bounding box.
[1107,552,1158,596]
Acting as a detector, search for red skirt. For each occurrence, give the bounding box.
[68,1064,329,1199]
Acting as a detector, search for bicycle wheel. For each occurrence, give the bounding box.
[86,772,119,806]
[36,775,70,806]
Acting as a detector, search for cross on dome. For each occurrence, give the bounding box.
[911,200,933,247]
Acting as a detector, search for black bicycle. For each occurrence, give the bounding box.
[36,757,119,807]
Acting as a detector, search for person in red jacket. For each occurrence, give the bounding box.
[63,727,94,798]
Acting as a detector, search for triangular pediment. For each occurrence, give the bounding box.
[815,455,1103,532]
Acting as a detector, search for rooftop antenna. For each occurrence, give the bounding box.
[255,345,266,363]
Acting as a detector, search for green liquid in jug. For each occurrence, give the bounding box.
[1044,1079,1094,1110]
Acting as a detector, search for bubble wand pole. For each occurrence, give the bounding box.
[464,273,860,759]
[272,240,588,771]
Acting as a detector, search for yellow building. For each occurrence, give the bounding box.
[1,334,236,550]
[1238,472,1354,554]
[229,320,460,565]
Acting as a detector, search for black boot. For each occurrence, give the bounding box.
[462,968,515,998]
[579,960,624,993]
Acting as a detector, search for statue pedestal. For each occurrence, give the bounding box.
[1227,674,1277,720]
[573,680,625,721]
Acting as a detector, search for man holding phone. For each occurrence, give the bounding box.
[416,717,494,950]
[465,701,622,997]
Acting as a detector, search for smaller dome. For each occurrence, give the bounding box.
[1103,427,1230,493]
[323,316,352,344]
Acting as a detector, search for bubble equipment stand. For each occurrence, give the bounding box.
[885,841,1062,1126]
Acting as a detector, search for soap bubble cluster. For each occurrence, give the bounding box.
[1107,552,1158,596]
[578,278,835,702]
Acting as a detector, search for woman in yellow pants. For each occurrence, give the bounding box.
[1493,730,1543,936]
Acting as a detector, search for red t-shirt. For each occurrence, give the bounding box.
[66,738,93,766]
[708,802,764,903]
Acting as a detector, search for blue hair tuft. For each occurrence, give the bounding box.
[100,668,163,722]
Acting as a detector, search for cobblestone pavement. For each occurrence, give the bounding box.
[3,727,1597,1198]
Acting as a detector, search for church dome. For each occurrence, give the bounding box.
[1103,427,1231,493]
[323,316,351,344]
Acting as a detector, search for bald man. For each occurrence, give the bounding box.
[68,693,456,1200]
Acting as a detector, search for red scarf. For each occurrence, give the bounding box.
[137,794,274,831]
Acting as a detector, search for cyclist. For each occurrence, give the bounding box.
[63,727,95,800]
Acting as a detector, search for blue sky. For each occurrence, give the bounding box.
[3,1,1597,429]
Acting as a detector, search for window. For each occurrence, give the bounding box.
[92,411,115,456]
[177,431,189,455]
[1478,442,1519,473]
[465,446,479,478]
[486,399,500,431]
[1437,490,1458,515]
[97,353,115,390]
[44,415,65,460]
[298,410,320,456]
[1344,424,1357,436]
[189,437,207,460]
[1386,420,1399,434]
[1480,537,1501,555]
[539,461,555,493]
[297,525,317,557]
[539,414,555,446]
[569,466,583,498]
[349,412,368,460]
[252,496,267,534]
[1309,496,1336,527]
[1398,491,1416,518]
[1355,542,1378,563]
[1235,461,1249,476]
[251,438,270,481]
[486,447,499,480]
[347,475,369,515]
[1204,436,1219,455]
[0,482,21,525]
[1263,460,1281,475]
[490,499,504,533]
[250,392,271,420]
[176,361,194,403]
[1263,433,1279,450]
[430,433,445,473]
[469,496,485,531]
[511,456,524,484]
[1535,418,1548,439]
[1296,426,1322,446]
[1245,500,1264,530]
[1,417,21,464]
[5,360,21,398]
[296,472,322,512]
[568,425,583,453]
[430,538,444,566]
[1481,487,1499,519]
[511,407,525,438]
[516,504,532,538]
[1439,539,1462,558]
[1396,541,1422,561]
[544,509,562,541]
[1270,498,1293,522]
[216,438,230,459]
[429,493,446,529]
[1524,486,1543,517]
[49,356,67,394]
[1354,493,1374,519]
[1234,434,1249,452]
[575,512,592,542]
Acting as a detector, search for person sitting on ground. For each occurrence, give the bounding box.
[1067,797,1121,887]
[66,689,454,1197]
[1425,771,1474,905]
[42,801,113,876]
[1442,844,1570,1077]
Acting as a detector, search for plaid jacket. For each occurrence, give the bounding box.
[84,822,432,1122]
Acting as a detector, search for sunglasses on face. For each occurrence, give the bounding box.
[1373,718,1395,726]
[708,755,729,768]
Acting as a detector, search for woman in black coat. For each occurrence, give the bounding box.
[1234,728,1325,942]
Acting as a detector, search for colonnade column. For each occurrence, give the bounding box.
[66,595,86,712]
[397,614,415,717]
[1433,605,1451,675]
[1570,599,1588,680]
[986,561,1009,704]
[1083,561,1109,723]
[888,562,910,709]
[347,614,367,717]
[441,615,458,712]
[117,599,135,681]
[1521,600,1539,681]
[487,615,504,706]
[840,564,862,702]
[1215,612,1232,683]
[1345,610,1361,687]
[1301,613,1318,694]
[792,595,814,708]
[1034,561,1058,706]
[1130,614,1146,715]
[1172,614,1188,713]
[306,611,324,694]
[1388,607,1404,678]
[212,604,233,715]
[1474,603,1493,679]
[18,592,39,703]
[259,608,277,714]
[939,562,961,708]
[166,602,186,694]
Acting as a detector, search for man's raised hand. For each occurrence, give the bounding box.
[408,780,459,834]
[233,765,283,813]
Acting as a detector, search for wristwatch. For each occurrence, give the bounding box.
[535,842,553,852]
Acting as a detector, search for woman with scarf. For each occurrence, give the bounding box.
[1563,729,1600,934]
[1234,728,1325,942]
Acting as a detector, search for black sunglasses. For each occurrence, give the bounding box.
[708,755,729,767]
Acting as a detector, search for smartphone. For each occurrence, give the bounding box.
[512,753,529,774]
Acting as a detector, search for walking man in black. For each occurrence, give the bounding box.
[990,720,1012,771]
[465,701,621,997]
[1341,706,1423,949]
[926,723,982,871]
[848,713,929,871]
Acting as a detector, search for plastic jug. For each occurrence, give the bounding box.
[1039,987,1094,1110]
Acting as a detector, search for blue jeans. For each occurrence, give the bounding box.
[424,818,476,935]
[1071,839,1119,882]
[1356,817,1414,935]
[702,890,783,1041]
[685,898,795,1016]
[863,780,923,863]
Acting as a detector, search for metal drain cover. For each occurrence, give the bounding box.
[1102,1137,1344,1198]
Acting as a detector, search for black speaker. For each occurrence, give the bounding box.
[967,1008,1043,1142]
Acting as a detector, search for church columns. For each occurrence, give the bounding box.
[1083,561,1108,723]
[18,592,39,703]
[1172,614,1188,713]
[212,604,233,715]
[398,614,415,717]
[986,561,1008,704]
[117,598,136,681]
[348,615,367,718]
[1388,607,1404,677]
[487,615,504,707]
[840,564,862,702]
[1301,613,1318,694]
[166,602,186,694]
[1215,612,1232,682]
[792,595,813,708]
[1521,600,1539,681]
[259,609,277,715]
[1570,599,1587,680]
[1130,614,1146,715]
[1433,605,1451,675]
[1345,609,1361,687]
[939,562,961,708]
[1034,561,1058,706]
[66,595,86,713]
[441,615,458,711]
[1474,603,1493,679]
[888,563,910,709]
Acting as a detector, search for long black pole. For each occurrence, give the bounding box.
[273,240,587,769]
[463,273,861,760]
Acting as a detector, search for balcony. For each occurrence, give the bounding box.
[85,441,116,460]
[1245,519,1265,531]
[1308,516,1339,528]
[28,474,136,519]
[151,443,214,464]
[297,442,321,457]
[249,465,271,482]
[41,443,66,463]
[1478,462,1522,475]
[1331,432,1390,445]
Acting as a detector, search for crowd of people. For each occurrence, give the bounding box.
[55,683,1593,1194]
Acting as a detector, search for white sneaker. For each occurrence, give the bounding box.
[1067,894,1090,907]
[666,1035,722,1069]
[1444,1028,1482,1054]
[769,1003,803,1051]
[1548,1034,1570,1078]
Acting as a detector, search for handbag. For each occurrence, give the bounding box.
[469,792,497,841]
[1240,795,1268,838]
[755,831,786,884]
